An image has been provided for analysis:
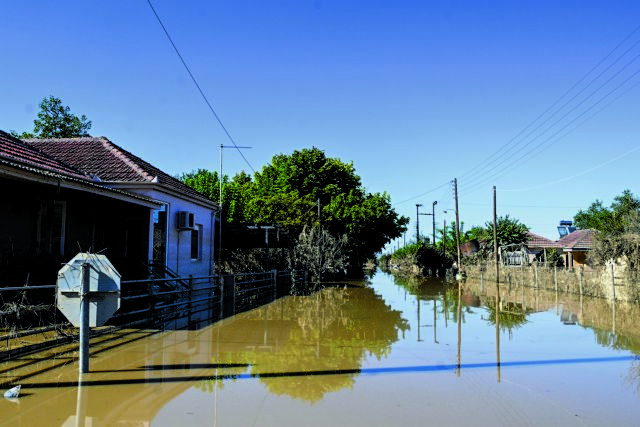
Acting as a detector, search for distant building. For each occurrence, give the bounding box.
[526,232,561,263]
[557,228,595,268]
[526,221,595,268]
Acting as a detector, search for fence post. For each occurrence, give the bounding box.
[188,275,193,326]
[148,277,155,323]
[273,270,278,301]
[221,275,235,318]
[554,266,557,293]
[534,264,538,289]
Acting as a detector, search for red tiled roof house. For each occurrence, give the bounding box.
[27,136,220,279]
[526,232,561,263]
[557,229,595,268]
[0,130,161,285]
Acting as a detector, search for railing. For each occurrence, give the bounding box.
[1,269,308,360]
[221,270,306,318]
[113,274,220,330]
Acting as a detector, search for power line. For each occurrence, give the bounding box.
[457,24,640,192]
[463,202,583,209]
[146,0,256,173]
[465,75,640,196]
[460,61,640,196]
[393,180,451,206]
[458,24,640,185]
[500,144,640,193]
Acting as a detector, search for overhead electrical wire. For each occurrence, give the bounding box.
[396,24,640,209]
[393,180,452,206]
[146,0,256,173]
[457,26,640,196]
[501,144,640,193]
[457,24,640,186]
[475,77,640,195]
[461,61,640,196]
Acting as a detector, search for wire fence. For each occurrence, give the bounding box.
[465,262,638,302]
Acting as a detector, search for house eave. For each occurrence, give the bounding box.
[0,163,162,209]
[103,181,220,211]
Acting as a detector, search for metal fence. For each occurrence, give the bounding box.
[1,268,307,361]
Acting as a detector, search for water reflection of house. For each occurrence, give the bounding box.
[0,130,161,285]
[27,136,220,279]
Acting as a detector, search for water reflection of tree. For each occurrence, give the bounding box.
[484,299,529,335]
[199,286,409,403]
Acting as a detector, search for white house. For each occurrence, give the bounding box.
[28,137,220,278]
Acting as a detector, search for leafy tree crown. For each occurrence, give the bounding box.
[10,96,92,139]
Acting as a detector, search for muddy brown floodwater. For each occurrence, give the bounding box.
[1,271,640,426]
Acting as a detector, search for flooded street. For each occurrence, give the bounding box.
[2,270,640,426]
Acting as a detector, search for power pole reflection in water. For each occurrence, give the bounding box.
[495,287,501,383]
[433,295,438,344]
[417,294,422,342]
[456,281,462,376]
[493,185,501,383]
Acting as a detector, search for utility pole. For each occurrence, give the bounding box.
[454,178,461,269]
[317,198,321,223]
[432,201,437,247]
[493,186,499,282]
[416,204,423,242]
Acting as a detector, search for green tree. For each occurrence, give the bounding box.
[481,215,529,250]
[179,169,255,223]
[574,189,640,235]
[435,221,481,255]
[179,168,223,202]
[11,96,92,139]
[181,147,409,275]
[250,148,408,272]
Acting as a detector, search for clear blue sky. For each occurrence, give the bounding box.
[2,1,639,248]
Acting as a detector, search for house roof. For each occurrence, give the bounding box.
[557,229,595,250]
[0,130,89,180]
[27,136,216,207]
[527,232,561,249]
[0,130,160,208]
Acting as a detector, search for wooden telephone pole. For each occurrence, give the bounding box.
[454,178,461,269]
[493,186,499,282]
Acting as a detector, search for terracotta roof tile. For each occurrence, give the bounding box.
[557,229,595,250]
[527,232,561,249]
[0,130,89,180]
[27,136,213,205]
